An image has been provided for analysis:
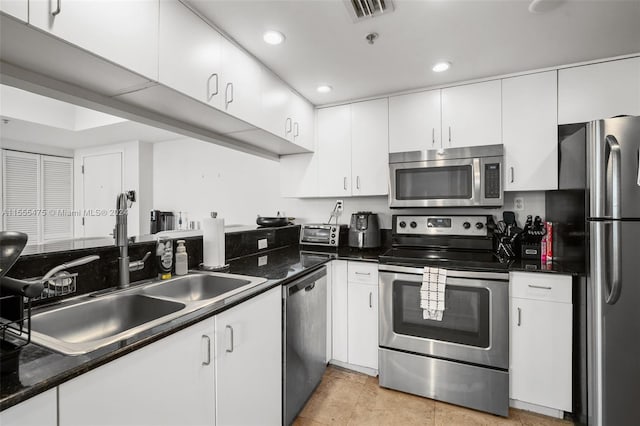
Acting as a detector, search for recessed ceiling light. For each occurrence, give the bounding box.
[432,62,451,73]
[317,85,332,93]
[263,30,285,45]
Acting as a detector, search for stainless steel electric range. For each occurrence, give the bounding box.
[378,214,511,417]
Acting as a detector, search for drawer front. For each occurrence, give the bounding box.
[510,272,572,303]
[347,261,378,286]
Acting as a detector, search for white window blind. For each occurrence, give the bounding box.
[1,149,73,244]
[2,150,41,241]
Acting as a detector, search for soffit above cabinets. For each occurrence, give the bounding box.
[186,0,640,105]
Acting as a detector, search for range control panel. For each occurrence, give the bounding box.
[394,215,489,237]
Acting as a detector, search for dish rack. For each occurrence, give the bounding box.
[30,272,79,301]
[0,295,33,349]
[0,272,78,349]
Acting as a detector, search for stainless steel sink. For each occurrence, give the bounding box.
[142,273,254,302]
[30,294,186,355]
[28,272,267,355]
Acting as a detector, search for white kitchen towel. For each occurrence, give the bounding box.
[420,267,447,321]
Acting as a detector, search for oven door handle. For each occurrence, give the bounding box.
[378,264,508,281]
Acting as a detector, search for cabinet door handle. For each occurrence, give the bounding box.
[285,117,292,135]
[207,73,219,101]
[355,271,371,276]
[528,284,552,290]
[343,177,347,190]
[201,335,211,365]
[432,128,435,147]
[448,126,452,146]
[356,176,361,190]
[369,292,373,308]
[517,307,521,326]
[510,166,515,183]
[225,82,234,109]
[293,122,299,138]
[52,0,61,16]
[225,325,234,353]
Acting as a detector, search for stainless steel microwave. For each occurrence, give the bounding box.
[389,145,504,208]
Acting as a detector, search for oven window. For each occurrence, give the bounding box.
[395,166,472,200]
[302,227,330,242]
[392,280,490,348]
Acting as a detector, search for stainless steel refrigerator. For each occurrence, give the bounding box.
[547,116,640,425]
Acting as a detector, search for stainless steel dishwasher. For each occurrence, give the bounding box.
[283,266,327,425]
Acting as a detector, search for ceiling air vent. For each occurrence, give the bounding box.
[345,0,394,22]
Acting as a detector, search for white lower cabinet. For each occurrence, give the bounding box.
[330,260,379,372]
[58,318,216,426]
[509,272,572,412]
[215,286,282,426]
[0,388,56,426]
[347,281,378,370]
[331,260,349,363]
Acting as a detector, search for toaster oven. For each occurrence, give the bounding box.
[300,224,342,247]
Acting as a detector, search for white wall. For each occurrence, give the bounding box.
[280,191,545,229]
[152,138,281,227]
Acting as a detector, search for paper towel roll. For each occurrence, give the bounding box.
[203,215,225,268]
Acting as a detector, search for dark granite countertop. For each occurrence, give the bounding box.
[0,243,581,410]
[0,243,326,411]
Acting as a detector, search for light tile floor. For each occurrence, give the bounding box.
[294,366,575,426]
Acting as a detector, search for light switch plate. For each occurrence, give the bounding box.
[258,255,268,266]
[258,238,268,250]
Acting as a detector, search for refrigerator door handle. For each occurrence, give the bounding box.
[606,220,623,305]
[605,135,622,219]
[604,135,622,305]
[637,148,640,187]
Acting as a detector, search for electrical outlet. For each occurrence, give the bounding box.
[514,197,525,211]
[336,200,343,213]
[258,238,268,250]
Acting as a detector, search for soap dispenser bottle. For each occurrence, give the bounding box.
[175,240,188,276]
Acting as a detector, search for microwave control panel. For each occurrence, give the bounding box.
[484,163,501,199]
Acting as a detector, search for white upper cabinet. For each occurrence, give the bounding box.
[502,71,558,191]
[158,0,222,106]
[261,70,293,139]
[220,37,262,125]
[291,92,315,151]
[29,0,159,81]
[441,80,502,148]
[316,104,352,196]
[351,98,389,196]
[0,0,27,22]
[558,57,640,124]
[389,89,441,153]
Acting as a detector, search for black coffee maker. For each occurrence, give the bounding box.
[150,210,175,234]
[348,212,381,249]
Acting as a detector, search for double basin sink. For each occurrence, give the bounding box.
[29,272,267,355]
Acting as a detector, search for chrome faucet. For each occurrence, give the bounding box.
[115,191,150,289]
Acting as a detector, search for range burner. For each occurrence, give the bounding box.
[382,214,511,272]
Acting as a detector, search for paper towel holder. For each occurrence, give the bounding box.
[201,211,229,272]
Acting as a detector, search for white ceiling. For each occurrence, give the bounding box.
[0,85,182,149]
[188,0,640,106]
[0,116,182,150]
